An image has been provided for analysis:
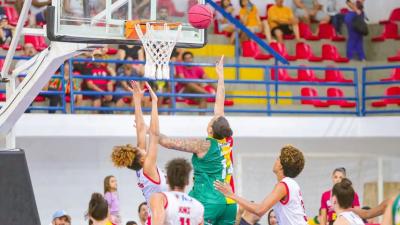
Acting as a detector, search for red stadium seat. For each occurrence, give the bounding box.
[371,22,400,41]
[24,35,48,51]
[327,88,356,108]
[371,86,400,107]
[106,48,118,55]
[0,93,5,102]
[34,95,46,102]
[3,6,19,26]
[297,66,324,82]
[1,43,22,51]
[295,42,322,61]
[157,0,185,17]
[318,23,345,41]
[270,68,297,81]
[321,44,349,63]
[380,68,400,82]
[269,42,297,61]
[204,85,234,106]
[241,40,272,60]
[380,8,400,24]
[324,67,353,83]
[300,87,329,107]
[387,50,400,62]
[299,22,320,41]
[213,19,232,37]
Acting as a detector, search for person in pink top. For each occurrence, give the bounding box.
[175,51,215,114]
[320,167,360,225]
[104,175,121,225]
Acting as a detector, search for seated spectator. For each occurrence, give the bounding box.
[137,202,148,225]
[62,0,85,21]
[0,15,15,45]
[331,178,364,225]
[175,51,213,114]
[344,0,366,61]
[133,0,151,19]
[116,45,144,72]
[326,0,345,35]
[84,50,116,113]
[47,61,83,113]
[216,0,236,44]
[157,6,169,21]
[292,0,330,25]
[114,62,141,108]
[15,43,38,83]
[268,0,301,43]
[51,210,71,225]
[239,0,272,43]
[267,210,277,225]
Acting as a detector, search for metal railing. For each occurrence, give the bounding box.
[362,65,400,115]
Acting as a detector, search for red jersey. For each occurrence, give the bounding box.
[87,64,111,91]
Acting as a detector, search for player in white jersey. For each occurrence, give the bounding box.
[111,81,167,203]
[331,178,364,225]
[149,158,204,225]
[215,145,307,225]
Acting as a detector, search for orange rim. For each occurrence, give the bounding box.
[125,20,181,39]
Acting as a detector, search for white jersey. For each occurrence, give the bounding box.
[339,211,364,225]
[136,167,168,203]
[160,191,204,225]
[273,177,308,225]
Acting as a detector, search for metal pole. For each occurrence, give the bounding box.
[354,68,361,116]
[235,31,240,80]
[5,78,16,149]
[69,59,75,113]
[265,66,271,116]
[361,68,367,116]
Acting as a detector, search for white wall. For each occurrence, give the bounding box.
[4,114,400,225]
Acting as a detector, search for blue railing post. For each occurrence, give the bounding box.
[170,63,177,115]
[361,67,366,116]
[235,30,240,80]
[69,59,75,113]
[60,63,67,113]
[353,68,361,116]
[264,66,271,116]
[274,59,279,104]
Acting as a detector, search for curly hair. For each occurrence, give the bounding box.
[279,145,305,178]
[111,144,143,171]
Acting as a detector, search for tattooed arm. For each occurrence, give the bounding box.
[159,134,210,156]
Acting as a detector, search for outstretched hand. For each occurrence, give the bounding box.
[129,81,145,100]
[215,55,224,79]
[145,82,158,102]
[214,180,234,198]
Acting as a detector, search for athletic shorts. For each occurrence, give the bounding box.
[271,25,294,37]
[203,203,237,225]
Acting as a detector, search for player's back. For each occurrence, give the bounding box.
[163,191,204,225]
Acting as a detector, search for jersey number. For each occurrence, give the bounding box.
[180,218,190,225]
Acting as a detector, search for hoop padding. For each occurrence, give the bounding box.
[135,23,182,80]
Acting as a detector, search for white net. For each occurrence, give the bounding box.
[135,23,182,80]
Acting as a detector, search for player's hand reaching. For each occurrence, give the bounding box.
[214,180,234,198]
[145,82,158,102]
[215,55,224,79]
[130,81,145,100]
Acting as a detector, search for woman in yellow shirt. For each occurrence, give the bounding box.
[239,0,272,43]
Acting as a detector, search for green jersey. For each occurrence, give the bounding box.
[189,137,228,204]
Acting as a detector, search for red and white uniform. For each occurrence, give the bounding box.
[136,167,168,203]
[159,191,204,225]
[273,177,308,225]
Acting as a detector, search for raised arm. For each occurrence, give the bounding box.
[214,181,287,217]
[130,81,146,150]
[142,82,160,177]
[351,198,389,219]
[214,55,225,117]
[159,134,210,155]
[149,193,167,225]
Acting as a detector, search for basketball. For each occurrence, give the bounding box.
[188,4,213,29]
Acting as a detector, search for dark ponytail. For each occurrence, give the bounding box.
[87,193,109,224]
[332,178,355,209]
[211,116,233,140]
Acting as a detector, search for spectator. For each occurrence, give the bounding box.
[239,207,261,225]
[331,178,364,225]
[51,210,71,225]
[157,6,169,21]
[87,193,112,225]
[292,0,330,25]
[47,61,83,113]
[320,167,360,225]
[267,210,277,225]
[133,0,151,19]
[104,175,121,225]
[137,202,148,225]
[126,221,137,225]
[175,51,213,114]
[239,0,272,43]
[326,0,345,35]
[84,50,116,113]
[0,15,15,45]
[268,0,301,43]
[344,0,366,61]
[216,0,236,44]
[62,0,85,19]
[114,61,141,108]
[116,45,144,73]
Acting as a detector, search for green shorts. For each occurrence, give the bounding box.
[203,203,237,225]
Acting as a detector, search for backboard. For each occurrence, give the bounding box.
[47,0,207,48]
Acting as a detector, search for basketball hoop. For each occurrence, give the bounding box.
[131,21,182,80]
